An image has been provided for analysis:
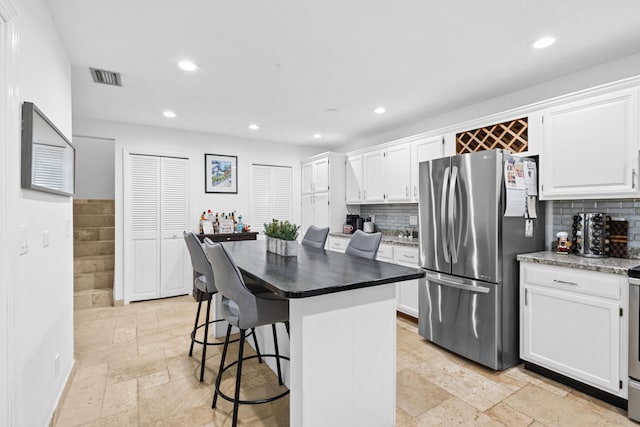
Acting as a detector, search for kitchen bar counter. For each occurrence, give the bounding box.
[329,232,419,247]
[517,251,640,275]
[220,240,424,426]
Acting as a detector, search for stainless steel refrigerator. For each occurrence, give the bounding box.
[418,149,545,370]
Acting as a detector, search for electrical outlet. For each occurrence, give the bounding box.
[409,215,418,226]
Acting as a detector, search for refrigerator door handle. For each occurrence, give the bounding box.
[448,166,458,263]
[425,272,491,294]
[441,166,450,262]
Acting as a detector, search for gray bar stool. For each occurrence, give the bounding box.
[183,232,261,382]
[301,224,330,249]
[204,241,290,427]
[345,229,383,259]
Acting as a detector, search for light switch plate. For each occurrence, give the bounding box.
[409,215,418,226]
[525,219,534,237]
[19,225,29,255]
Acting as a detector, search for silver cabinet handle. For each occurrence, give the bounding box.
[358,190,361,200]
[553,279,579,286]
[634,169,637,189]
[402,254,415,259]
[414,186,417,197]
[405,187,409,197]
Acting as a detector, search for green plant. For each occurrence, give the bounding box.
[263,219,299,240]
[277,220,300,241]
[263,219,279,238]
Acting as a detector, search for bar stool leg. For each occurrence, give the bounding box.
[251,327,263,364]
[189,298,203,356]
[199,294,212,382]
[232,329,246,427]
[284,321,290,337]
[212,324,232,409]
[272,324,283,385]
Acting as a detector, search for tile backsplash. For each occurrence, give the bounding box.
[552,199,640,256]
[359,204,419,235]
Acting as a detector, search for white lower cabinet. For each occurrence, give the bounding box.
[393,246,420,318]
[520,262,627,398]
[328,236,420,318]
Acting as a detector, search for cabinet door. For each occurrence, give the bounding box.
[385,143,412,201]
[313,192,330,228]
[541,88,639,199]
[411,136,444,202]
[345,154,363,203]
[301,161,314,194]
[313,158,330,192]
[522,284,621,395]
[394,247,419,318]
[301,193,315,234]
[363,149,386,202]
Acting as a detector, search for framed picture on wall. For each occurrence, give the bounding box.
[204,153,238,193]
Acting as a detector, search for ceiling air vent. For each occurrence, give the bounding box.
[89,67,122,86]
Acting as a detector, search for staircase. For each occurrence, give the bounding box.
[73,199,115,310]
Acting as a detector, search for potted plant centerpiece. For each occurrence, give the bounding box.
[263,219,300,256]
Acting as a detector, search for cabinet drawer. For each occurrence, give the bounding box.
[328,236,348,253]
[521,262,622,300]
[376,244,394,261]
[393,246,419,267]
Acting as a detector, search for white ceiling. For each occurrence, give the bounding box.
[45,0,640,147]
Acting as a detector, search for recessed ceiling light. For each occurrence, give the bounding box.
[374,107,387,114]
[178,60,197,71]
[163,111,176,118]
[249,124,260,130]
[532,37,556,49]
[313,133,322,139]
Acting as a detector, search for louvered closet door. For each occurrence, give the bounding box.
[126,154,189,302]
[159,157,189,297]
[128,155,161,301]
[251,164,292,232]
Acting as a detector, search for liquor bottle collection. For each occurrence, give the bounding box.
[199,210,249,234]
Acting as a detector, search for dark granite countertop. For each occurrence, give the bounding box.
[221,240,425,298]
[517,251,640,276]
[329,232,419,248]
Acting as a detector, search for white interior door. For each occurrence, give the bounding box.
[125,154,189,302]
[159,157,189,297]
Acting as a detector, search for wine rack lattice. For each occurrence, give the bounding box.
[456,117,528,154]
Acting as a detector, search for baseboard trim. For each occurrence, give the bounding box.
[48,359,77,426]
[523,361,627,410]
[396,311,418,323]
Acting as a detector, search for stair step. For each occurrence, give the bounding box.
[74,214,115,228]
[74,289,112,310]
[74,254,114,274]
[74,240,115,257]
[74,227,115,242]
[74,271,114,292]
[73,199,115,215]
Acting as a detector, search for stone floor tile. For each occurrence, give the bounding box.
[396,368,452,417]
[412,397,506,426]
[484,401,533,427]
[100,379,138,418]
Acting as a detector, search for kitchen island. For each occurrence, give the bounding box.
[221,240,425,427]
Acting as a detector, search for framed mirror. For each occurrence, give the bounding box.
[21,102,75,196]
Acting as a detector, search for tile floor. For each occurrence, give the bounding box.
[55,295,635,426]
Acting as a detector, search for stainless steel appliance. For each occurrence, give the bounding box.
[418,149,545,370]
[628,267,640,421]
[345,214,360,234]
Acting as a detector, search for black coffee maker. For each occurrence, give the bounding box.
[345,214,360,234]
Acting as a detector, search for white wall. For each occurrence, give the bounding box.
[2,0,74,426]
[72,117,320,302]
[338,51,640,153]
[73,135,116,199]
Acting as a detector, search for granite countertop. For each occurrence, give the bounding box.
[329,232,419,248]
[517,251,640,276]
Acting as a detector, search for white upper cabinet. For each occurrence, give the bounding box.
[540,88,640,200]
[349,142,412,204]
[345,154,364,203]
[385,143,412,201]
[410,136,445,202]
[302,157,329,194]
[363,149,386,202]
